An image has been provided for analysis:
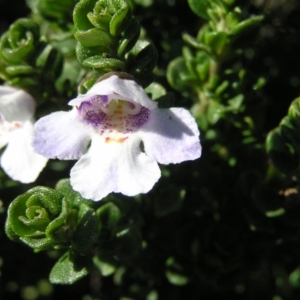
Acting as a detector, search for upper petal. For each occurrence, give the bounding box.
[1,121,48,183]
[0,85,35,122]
[70,135,161,201]
[34,110,92,160]
[69,75,157,110]
[140,107,201,164]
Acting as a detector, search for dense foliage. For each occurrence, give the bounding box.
[1,0,300,299]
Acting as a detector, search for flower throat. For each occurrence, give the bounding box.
[78,95,149,143]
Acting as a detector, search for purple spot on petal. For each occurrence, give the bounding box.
[102,95,108,104]
[128,107,150,128]
[85,111,106,127]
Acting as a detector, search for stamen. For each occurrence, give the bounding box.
[97,100,117,116]
[122,102,141,115]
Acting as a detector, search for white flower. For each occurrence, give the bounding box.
[34,74,201,200]
[0,86,48,183]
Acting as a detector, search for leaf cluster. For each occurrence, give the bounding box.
[0,18,63,99]
[73,0,157,90]
[5,179,143,284]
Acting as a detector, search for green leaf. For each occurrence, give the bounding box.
[206,101,224,124]
[73,0,98,31]
[280,124,300,152]
[93,255,117,276]
[127,41,157,75]
[196,59,210,81]
[19,206,50,231]
[55,179,82,205]
[72,208,99,255]
[109,3,131,36]
[5,65,34,76]
[117,18,140,57]
[7,77,38,87]
[75,42,104,64]
[1,34,35,63]
[75,28,113,47]
[187,0,211,20]
[165,257,189,286]
[6,186,70,251]
[182,33,215,58]
[132,0,153,7]
[20,236,54,252]
[202,31,228,55]
[265,208,285,218]
[230,15,264,36]
[35,44,57,68]
[167,56,197,91]
[0,17,63,92]
[0,19,40,64]
[87,12,111,30]
[45,198,69,239]
[266,128,298,173]
[215,80,229,95]
[96,202,122,236]
[253,76,266,90]
[165,270,189,286]
[49,251,91,284]
[290,267,300,288]
[83,56,124,70]
[226,94,244,112]
[288,97,300,128]
[78,75,100,94]
[145,82,166,100]
[36,0,75,20]
[5,220,19,242]
[8,189,49,237]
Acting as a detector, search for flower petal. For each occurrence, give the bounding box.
[70,135,161,201]
[0,86,35,122]
[69,75,157,110]
[140,107,201,164]
[1,121,48,183]
[0,127,10,149]
[34,110,92,160]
